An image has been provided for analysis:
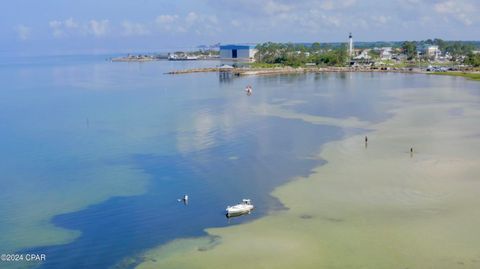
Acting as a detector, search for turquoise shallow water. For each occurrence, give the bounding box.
[2,56,475,269]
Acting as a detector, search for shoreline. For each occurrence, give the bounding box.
[429,71,480,81]
[166,66,480,79]
[134,77,480,269]
[165,66,424,76]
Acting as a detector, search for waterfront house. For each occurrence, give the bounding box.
[417,45,441,60]
[426,45,441,59]
[354,49,371,60]
[380,47,393,60]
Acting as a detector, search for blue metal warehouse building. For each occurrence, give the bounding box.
[219,44,257,60]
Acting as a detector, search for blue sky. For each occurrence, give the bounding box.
[2,0,479,55]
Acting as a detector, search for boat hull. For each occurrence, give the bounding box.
[226,205,254,216]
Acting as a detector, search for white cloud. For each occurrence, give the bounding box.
[185,12,218,26]
[356,18,369,30]
[89,20,109,37]
[36,0,479,45]
[185,12,199,24]
[343,0,357,8]
[263,0,293,14]
[371,15,390,24]
[319,14,341,27]
[155,14,179,24]
[122,21,150,36]
[65,18,79,29]
[319,0,357,10]
[283,8,343,31]
[49,18,81,37]
[319,0,334,10]
[49,20,64,37]
[434,0,476,26]
[154,12,219,35]
[231,19,241,27]
[187,12,219,35]
[155,14,181,31]
[15,25,31,40]
[49,18,110,38]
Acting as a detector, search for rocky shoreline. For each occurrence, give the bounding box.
[165,66,426,76]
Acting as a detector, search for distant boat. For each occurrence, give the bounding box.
[226,199,254,216]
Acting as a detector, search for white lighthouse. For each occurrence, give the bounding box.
[348,32,353,58]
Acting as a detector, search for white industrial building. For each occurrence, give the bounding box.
[219,44,257,60]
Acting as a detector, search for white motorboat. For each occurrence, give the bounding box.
[226,199,254,216]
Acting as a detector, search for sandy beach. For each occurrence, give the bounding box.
[134,79,480,269]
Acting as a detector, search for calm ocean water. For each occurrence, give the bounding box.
[1,55,472,269]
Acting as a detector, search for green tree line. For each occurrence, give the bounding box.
[255,42,348,67]
[254,40,478,67]
[464,53,480,67]
[401,39,477,60]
